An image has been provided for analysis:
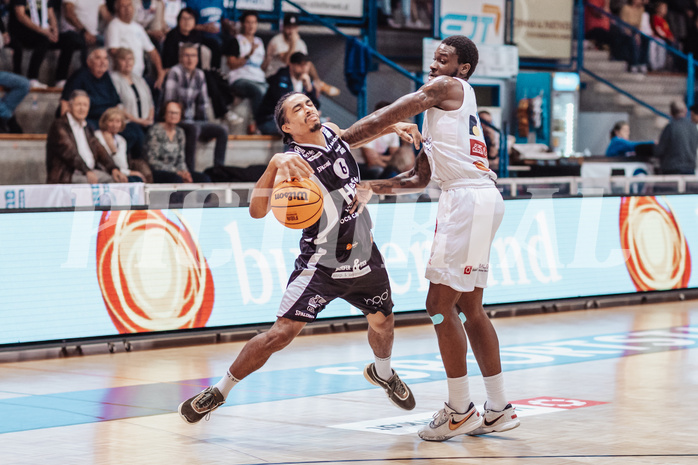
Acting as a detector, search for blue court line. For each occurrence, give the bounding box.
[1,325,696,434]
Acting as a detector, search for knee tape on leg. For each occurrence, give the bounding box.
[459,312,467,324]
[430,313,445,325]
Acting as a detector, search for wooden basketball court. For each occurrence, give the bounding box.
[1,300,697,464]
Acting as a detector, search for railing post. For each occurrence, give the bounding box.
[500,122,509,178]
[688,53,695,108]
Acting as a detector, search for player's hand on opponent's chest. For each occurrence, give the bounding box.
[271,152,314,183]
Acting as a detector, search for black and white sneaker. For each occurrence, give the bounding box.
[178,386,225,424]
[363,363,416,410]
[467,402,520,435]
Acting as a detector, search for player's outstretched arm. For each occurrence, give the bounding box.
[249,152,314,218]
[341,77,454,147]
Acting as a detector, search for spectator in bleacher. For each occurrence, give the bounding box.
[110,47,155,140]
[605,121,654,156]
[585,0,613,50]
[0,71,30,133]
[133,0,169,48]
[619,0,649,73]
[46,90,128,184]
[56,0,112,89]
[224,10,266,134]
[255,52,318,136]
[161,7,206,69]
[262,13,340,97]
[61,47,146,159]
[656,100,698,174]
[105,0,166,89]
[648,1,676,71]
[146,100,210,182]
[162,42,228,171]
[95,106,151,182]
[8,0,60,89]
[182,0,230,70]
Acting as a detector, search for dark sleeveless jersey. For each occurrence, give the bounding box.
[288,124,373,268]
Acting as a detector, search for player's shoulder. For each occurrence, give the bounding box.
[323,122,342,135]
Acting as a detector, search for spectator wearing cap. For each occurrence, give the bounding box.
[262,13,340,97]
[256,51,319,136]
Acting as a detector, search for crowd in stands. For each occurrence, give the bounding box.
[585,0,698,73]
[0,0,344,186]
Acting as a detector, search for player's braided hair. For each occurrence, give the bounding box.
[274,92,303,145]
[442,35,478,79]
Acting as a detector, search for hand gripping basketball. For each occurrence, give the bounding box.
[270,178,324,229]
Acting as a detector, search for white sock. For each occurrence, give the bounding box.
[447,375,471,413]
[374,355,393,380]
[482,372,507,411]
[213,370,240,399]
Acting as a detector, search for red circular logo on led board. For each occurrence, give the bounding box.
[619,196,690,291]
[96,210,214,333]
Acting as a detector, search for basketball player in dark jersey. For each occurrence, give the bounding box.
[178,92,418,424]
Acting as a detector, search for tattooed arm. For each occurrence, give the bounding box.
[341,76,463,147]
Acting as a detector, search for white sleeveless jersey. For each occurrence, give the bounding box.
[422,77,497,188]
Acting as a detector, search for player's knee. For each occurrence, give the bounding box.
[367,312,393,333]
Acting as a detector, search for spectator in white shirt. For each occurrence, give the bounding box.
[105,0,166,89]
[95,106,150,182]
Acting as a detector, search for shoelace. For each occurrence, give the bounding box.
[430,408,449,427]
[387,376,408,400]
[194,389,223,415]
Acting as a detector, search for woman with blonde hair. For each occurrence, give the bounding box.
[95,107,152,182]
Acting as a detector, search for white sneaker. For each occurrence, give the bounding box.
[417,402,482,441]
[55,80,66,89]
[225,111,243,125]
[29,79,48,89]
[467,402,520,436]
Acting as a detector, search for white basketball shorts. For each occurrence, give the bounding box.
[425,185,504,292]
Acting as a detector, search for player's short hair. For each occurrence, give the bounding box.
[274,92,304,145]
[442,35,478,79]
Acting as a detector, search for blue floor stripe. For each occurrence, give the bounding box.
[1,325,696,434]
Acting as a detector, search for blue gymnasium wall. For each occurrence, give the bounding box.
[0,195,694,346]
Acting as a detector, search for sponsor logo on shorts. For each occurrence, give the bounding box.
[332,258,370,279]
[307,295,327,314]
[364,289,390,306]
[294,310,315,319]
[470,139,488,158]
[464,266,472,275]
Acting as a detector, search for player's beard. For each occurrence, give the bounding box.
[309,121,322,132]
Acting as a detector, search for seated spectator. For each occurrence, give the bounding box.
[256,52,318,136]
[353,101,414,180]
[605,121,654,156]
[585,0,613,50]
[110,47,155,143]
[133,0,169,47]
[8,0,60,89]
[56,0,112,89]
[161,7,206,69]
[94,107,151,182]
[162,42,228,171]
[0,71,30,133]
[262,13,340,97]
[146,100,210,183]
[105,0,166,89]
[61,48,146,159]
[690,104,698,129]
[224,10,267,133]
[46,90,128,184]
[656,100,698,174]
[185,0,227,69]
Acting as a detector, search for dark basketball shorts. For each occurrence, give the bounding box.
[277,243,394,322]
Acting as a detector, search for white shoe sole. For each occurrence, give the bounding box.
[177,401,197,424]
[418,415,483,441]
[468,418,520,436]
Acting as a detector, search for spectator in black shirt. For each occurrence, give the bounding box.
[8,0,59,88]
[161,7,206,69]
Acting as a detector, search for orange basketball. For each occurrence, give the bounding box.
[270,178,324,229]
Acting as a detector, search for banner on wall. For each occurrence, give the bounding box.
[1,195,697,346]
[229,0,364,17]
[440,0,505,44]
[513,0,575,60]
[0,184,145,209]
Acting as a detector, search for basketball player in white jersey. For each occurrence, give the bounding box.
[342,35,519,441]
[178,92,419,425]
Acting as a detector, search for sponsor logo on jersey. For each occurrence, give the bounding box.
[470,139,488,158]
[333,158,350,179]
[274,190,309,202]
[317,160,332,173]
[469,115,481,137]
